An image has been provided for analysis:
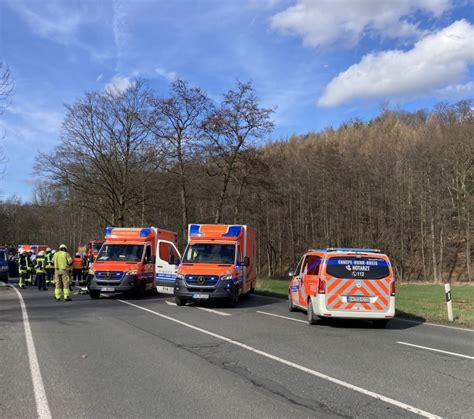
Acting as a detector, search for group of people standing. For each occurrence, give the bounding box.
[17,245,90,302]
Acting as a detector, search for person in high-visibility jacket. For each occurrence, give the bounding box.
[17,250,33,289]
[45,248,55,286]
[72,253,83,287]
[34,251,47,291]
[53,244,73,301]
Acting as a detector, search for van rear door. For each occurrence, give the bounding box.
[156,240,181,294]
[323,255,392,313]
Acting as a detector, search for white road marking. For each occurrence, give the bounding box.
[395,317,474,333]
[164,299,230,315]
[257,310,307,324]
[196,307,231,316]
[116,298,440,419]
[12,286,52,419]
[257,294,474,333]
[397,341,474,360]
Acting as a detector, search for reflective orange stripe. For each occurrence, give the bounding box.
[327,278,342,294]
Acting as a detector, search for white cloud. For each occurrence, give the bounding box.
[96,74,103,82]
[6,0,84,42]
[104,75,133,95]
[155,67,178,82]
[272,0,451,47]
[435,82,473,98]
[318,20,474,107]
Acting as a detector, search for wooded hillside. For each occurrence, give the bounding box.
[1,80,472,282]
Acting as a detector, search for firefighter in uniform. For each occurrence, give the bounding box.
[35,251,47,291]
[45,248,55,286]
[17,250,33,289]
[53,244,73,301]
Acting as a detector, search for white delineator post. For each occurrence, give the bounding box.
[444,283,454,322]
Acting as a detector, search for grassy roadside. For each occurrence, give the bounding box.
[255,278,474,328]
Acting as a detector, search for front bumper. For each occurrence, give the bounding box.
[174,277,237,301]
[88,274,139,293]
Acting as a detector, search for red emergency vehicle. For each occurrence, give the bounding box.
[288,248,395,327]
[88,227,179,299]
[174,224,257,306]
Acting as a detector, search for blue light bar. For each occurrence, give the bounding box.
[223,225,242,237]
[105,227,114,237]
[140,228,152,237]
[189,224,203,237]
[326,248,381,253]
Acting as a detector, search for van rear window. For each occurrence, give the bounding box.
[326,257,390,279]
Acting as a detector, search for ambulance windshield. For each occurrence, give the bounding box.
[97,244,144,262]
[326,257,390,280]
[183,243,236,265]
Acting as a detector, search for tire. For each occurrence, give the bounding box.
[373,319,389,329]
[175,295,186,306]
[133,281,146,299]
[288,292,297,312]
[307,298,318,325]
[89,290,100,299]
[228,289,239,308]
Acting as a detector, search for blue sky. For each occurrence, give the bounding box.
[0,0,473,201]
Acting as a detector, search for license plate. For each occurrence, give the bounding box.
[157,286,174,294]
[192,293,209,300]
[101,287,115,292]
[347,295,370,303]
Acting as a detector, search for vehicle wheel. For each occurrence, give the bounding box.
[228,289,239,307]
[175,295,186,306]
[133,281,146,299]
[307,298,318,325]
[89,290,100,299]
[373,319,389,328]
[288,292,297,312]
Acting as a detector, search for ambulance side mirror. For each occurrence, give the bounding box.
[241,256,249,267]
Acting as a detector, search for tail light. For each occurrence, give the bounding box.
[318,279,326,294]
[391,281,396,296]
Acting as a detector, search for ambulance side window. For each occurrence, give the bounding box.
[145,245,152,264]
[169,245,179,264]
[294,256,304,276]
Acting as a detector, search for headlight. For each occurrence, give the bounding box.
[88,268,95,275]
[176,273,185,280]
[221,274,233,281]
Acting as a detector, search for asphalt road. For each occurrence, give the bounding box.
[1,279,473,418]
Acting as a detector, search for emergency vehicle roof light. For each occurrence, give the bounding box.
[140,228,152,237]
[223,225,242,237]
[189,224,203,237]
[105,227,114,237]
[326,248,381,253]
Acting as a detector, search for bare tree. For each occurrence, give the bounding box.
[202,81,274,223]
[35,79,156,227]
[149,79,211,238]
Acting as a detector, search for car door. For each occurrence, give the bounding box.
[290,256,304,307]
[143,244,155,290]
[156,240,181,294]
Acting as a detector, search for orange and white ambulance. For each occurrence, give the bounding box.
[288,248,395,327]
[88,227,180,299]
[174,224,257,306]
